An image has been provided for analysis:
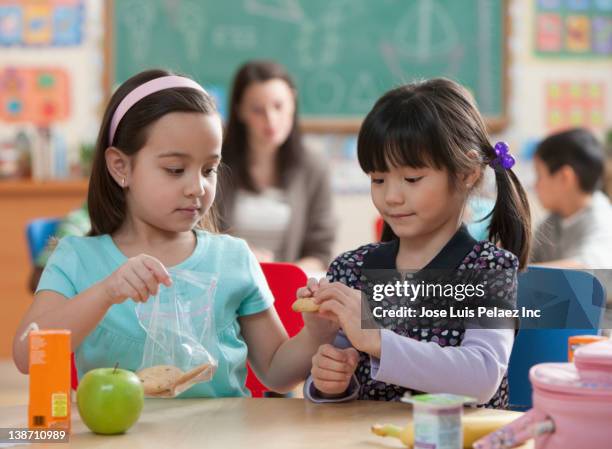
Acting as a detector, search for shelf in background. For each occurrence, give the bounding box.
[0,179,89,196]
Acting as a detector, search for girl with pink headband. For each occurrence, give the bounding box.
[13,69,338,397]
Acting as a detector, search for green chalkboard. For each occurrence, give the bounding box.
[109,0,508,131]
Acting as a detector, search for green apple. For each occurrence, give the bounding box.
[76,367,144,435]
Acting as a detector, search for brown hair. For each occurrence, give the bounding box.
[221,60,303,192]
[358,78,531,268]
[88,69,219,236]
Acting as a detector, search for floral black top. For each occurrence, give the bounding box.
[325,225,518,408]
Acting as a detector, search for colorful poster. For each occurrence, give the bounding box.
[537,14,563,51]
[535,0,612,56]
[0,0,82,46]
[566,15,591,51]
[546,82,605,131]
[592,16,612,53]
[0,67,71,124]
[24,3,53,45]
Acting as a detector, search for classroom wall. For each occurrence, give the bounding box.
[0,0,104,175]
[320,0,612,255]
[1,0,611,255]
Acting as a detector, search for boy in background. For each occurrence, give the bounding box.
[531,128,612,269]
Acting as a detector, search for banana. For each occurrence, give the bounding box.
[371,414,517,448]
[371,423,413,446]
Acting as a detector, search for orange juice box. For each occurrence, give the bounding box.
[28,329,71,431]
[568,334,607,362]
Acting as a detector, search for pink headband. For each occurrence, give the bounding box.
[108,75,207,144]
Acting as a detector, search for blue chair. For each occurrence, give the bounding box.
[508,266,606,410]
[25,217,61,263]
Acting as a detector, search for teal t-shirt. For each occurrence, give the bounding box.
[36,230,274,397]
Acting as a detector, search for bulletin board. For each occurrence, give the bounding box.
[0,0,84,47]
[535,0,612,57]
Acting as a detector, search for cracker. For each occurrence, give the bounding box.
[175,363,214,387]
[291,297,319,313]
[136,365,184,395]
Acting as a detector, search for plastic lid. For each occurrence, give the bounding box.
[574,340,612,368]
[401,393,476,409]
[530,363,612,398]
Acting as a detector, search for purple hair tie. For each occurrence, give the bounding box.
[489,141,515,171]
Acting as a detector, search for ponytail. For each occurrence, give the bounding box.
[488,168,531,269]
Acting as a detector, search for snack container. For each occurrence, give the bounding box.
[474,339,612,449]
[402,393,475,449]
[28,329,71,431]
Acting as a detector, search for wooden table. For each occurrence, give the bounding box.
[0,397,531,449]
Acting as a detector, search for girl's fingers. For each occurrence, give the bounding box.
[318,300,345,320]
[141,256,172,286]
[123,272,145,302]
[123,282,141,304]
[311,365,353,382]
[318,344,348,362]
[316,354,355,375]
[344,348,360,368]
[133,262,160,296]
[296,286,312,299]
[314,286,348,304]
[306,277,319,292]
[318,281,349,294]
[126,268,149,302]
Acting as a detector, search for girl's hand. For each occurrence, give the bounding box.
[102,254,172,305]
[296,277,326,300]
[298,278,339,342]
[313,282,382,357]
[311,344,359,395]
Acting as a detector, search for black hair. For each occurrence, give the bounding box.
[358,78,532,268]
[535,128,604,193]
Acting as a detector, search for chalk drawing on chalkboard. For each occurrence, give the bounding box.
[380,41,463,81]
[347,73,379,111]
[175,0,205,62]
[393,0,459,61]
[120,0,156,64]
[244,0,303,23]
[212,25,257,50]
[296,1,352,69]
[306,71,344,111]
[296,18,339,68]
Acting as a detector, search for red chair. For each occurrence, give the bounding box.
[375,216,384,241]
[246,262,308,397]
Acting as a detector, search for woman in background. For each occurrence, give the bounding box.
[219,60,335,273]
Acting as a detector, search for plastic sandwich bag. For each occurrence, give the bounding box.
[135,269,218,397]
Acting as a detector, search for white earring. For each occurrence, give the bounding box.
[121,177,125,187]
